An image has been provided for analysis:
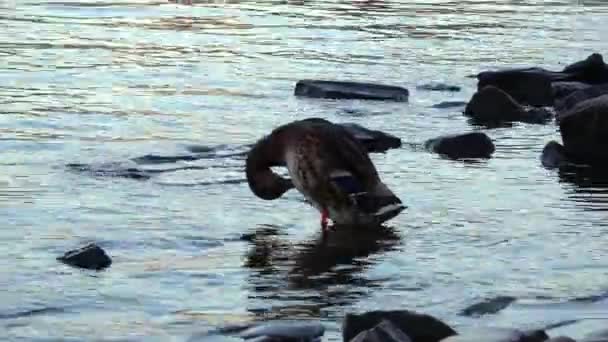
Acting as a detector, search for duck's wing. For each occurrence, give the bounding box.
[323,125,405,218]
[328,170,366,195]
[323,124,382,187]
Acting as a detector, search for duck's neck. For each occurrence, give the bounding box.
[246,135,293,200]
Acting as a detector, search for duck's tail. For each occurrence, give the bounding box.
[353,182,406,223]
[331,171,405,224]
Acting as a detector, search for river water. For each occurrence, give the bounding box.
[1,0,608,341]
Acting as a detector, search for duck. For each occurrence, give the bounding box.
[245,118,405,231]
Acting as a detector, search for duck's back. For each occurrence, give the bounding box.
[281,119,379,189]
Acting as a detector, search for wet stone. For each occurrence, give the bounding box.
[546,337,577,342]
[551,81,592,102]
[424,132,495,160]
[476,67,565,106]
[416,82,461,92]
[350,319,412,342]
[131,154,200,165]
[339,123,402,153]
[541,141,570,169]
[431,101,467,109]
[460,296,517,317]
[57,243,112,270]
[238,321,325,341]
[465,85,552,125]
[342,310,456,342]
[558,94,608,165]
[294,79,409,102]
[555,83,608,116]
[442,327,548,342]
[561,53,608,85]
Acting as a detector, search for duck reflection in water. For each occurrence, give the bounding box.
[242,223,402,320]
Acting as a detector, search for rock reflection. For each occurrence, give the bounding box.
[558,165,608,211]
[243,224,402,320]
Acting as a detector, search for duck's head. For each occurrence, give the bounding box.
[246,134,293,200]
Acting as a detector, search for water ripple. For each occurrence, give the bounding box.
[2,0,608,341]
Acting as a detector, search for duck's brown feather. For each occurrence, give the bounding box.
[246,118,404,225]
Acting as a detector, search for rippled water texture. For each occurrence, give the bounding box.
[1,0,608,341]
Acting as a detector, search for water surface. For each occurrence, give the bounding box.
[1,0,608,340]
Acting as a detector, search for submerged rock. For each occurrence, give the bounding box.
[442,327,548,342]
[57,243,112,270]
[339,123,402,153]
[131,154,201,164]
[66,163,151,180]
[342,310,456,342]
[460,296,517,317]
[558,94,608,165]
[238,321,324,341]
[465,86,552,125]
[431,101,468,109]
[424,132,495,160]
[294,79,409,102]
[416,82,461,92]
[350,320,412,342]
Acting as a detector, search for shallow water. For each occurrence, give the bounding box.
[1,0,608,340]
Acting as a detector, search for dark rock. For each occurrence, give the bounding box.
[581,329,608,342]
[342,310,456,342]
[339,123,402,153]
[416,82,461,92]
[541,141,571,169]
[431,101,467,109]
[350,320,412,342]
[424,132,495,159]
[555,83,608,115]
[476,54,608,106]
[561,53,608,85]
[546,337,577,342]
[57,243,112,270]
[558,94,608,165]
[527,330,551,342]
[476,67,566,106]
[460,296,517,317]
[294,80,409,102]
[551,81,592,102]
[442,327,548,342]
[466,85,526,121]
[238,321,324,341]
[465,86,552,125]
